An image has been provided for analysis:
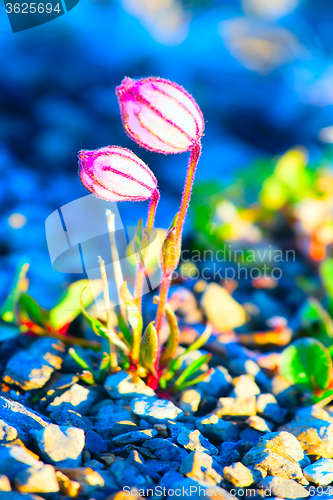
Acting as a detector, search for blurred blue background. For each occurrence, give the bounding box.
[1,0,333,307]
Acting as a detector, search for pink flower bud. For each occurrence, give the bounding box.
[78,146,158,202]
[116,77,204,154]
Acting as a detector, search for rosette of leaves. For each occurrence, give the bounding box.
[70,283,213,392]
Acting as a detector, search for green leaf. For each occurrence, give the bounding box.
[97,353,111,382]
[68,347,93,372]
[118,313,132,346]
[173,368,214,392]
[160,304,180,366]
[183,323,212,354]
[49,279,103,330]
[140,322,158,377]
[80,289,130,354]
[320,259,333,303]
[134,219,144,254]
[281,338,332,391]
[173,353,212,389]
[19,294,49,327]
[120,282,143,364]
[300,297,333,346]
[1,262,29,323]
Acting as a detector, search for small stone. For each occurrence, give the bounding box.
[57,467,104,495]
[228,358,271,388]
[179,389,202,414]
[242,431,309,479]
[279,409,333,459]
[223,462,255,487]
[240,427,265,446]
[112,444,156,459]
[14,463,60,494]
[110,421,138,436]
[51,409,93,432]
[160,470,184,490]
[3,338,65,391]
[139,419,150,429]
[257,476,309,498]
[83,459,104,470]
[95,406,134,441]
[55,471,80,498]
[196,414,239,443]
[142,438,187,463]
[97,453,118,467]
[112,429,158,446]
[125,451,159,482]
[126,449,145,466]
[180,451,222,484]
[143,459,179,475]
[105,371,156,399]
[215,396,256,418]
[177,428,218,455]
[153,424,168,438]
[230,375,261,398]
[131,398,183,424]
[46,383,100,415]
[303,458,333,485]
[197,367,232,398]
[0,419,18,441]
[256,393,284,424]
[86,430,108,454]
[0,445,40,480]
[246,415,274,433]
[218,441,244,467]
[0,397,50,443]
[0,475,11,492]
[201,282,246,331]
[110,460,148,487]
[31,424,85,467]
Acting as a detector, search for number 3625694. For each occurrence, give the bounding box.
[5,3,61,13]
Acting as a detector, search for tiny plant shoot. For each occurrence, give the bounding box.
[76,76,210,392]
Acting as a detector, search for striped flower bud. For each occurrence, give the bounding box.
[78,146,158,202]
[116,77,204,154]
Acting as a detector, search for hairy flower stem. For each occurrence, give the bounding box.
[106,210,127,322]
[134,189,160,310]
[98,256,118,370]
[175,141,202,242]
[155,142,202,338]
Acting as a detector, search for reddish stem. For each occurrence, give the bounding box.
[175,141,202,242]
[154,142,202,375]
